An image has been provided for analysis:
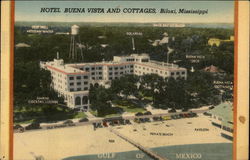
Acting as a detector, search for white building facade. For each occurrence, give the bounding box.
[40,54,187,111]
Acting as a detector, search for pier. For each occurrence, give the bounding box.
[108,128,168,160]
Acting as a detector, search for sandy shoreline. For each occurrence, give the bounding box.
[14,115,231,160]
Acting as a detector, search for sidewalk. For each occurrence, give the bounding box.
[85,111,103,121]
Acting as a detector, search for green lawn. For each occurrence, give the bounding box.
[143,96,153,101]
[89,110,98,117]
[73,112,87,119]
[113,99,146,113]
[14,119,34,125]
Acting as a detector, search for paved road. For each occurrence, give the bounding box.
[15,108,209,133]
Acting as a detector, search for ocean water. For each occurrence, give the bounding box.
[62,143,232,160]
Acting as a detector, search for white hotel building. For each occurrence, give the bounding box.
[40,54,187,111]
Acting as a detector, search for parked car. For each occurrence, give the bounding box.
[203,112,211,116]
[183,113,190,118]
[103,121,108,127]
[209,106,215,110]
[79,118,89,122]
[64,120,74,124]
[179,113,185,118]
[135,112,143,116]
[152,117,159,121]
[171,115,179,119]
[162,116,171,120]
[144,111,152,115]
[25,122,41,130]
[145,118,151,122]
[169,108,176,113]
[14,124,24,133]
[109,121,114,126]
[189,112,198,117]
[113,120,119,125]
[63,120,75,126]
[134,118,140,123]
[119,119,126,125]
[125,119,131,124]
[139,118,145,123]
[96,123,103,128]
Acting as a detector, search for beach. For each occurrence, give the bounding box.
[14,114,231,160]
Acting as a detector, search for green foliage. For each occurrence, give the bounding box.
[110,74,139,98]
[89,85,119,117]
[14,25,233,119]
[14,104,78,124]
[14,62,64,107]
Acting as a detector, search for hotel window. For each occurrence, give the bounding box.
[115,77,118,79]
[143,67,145,70]
[109,72,112,75]
[99,77,103,80]
[171,72,175,76]
[109,77,113,80]
[91,67,95,70]
[70,82,74,86]
[115,67,118,70]
[156,70,158,73]
[115,72,118,75]
[77,76,81,80]
[70,88,74,92]
[182,71,185,75]
[77,82,81,85]
[109,67,113,70]
[142,59,149,62]
[120,72,123,74]
[77,88,81,91]
[120,67,123,69]
[99,72,102,75]
[91,72,95,75]
[160,71,162,74]
[176,72,180,75]
[83,76,88,79]
[85,68,90,71]
[69,76,74,80]
[98,67,102,70]
[165,72,168,75]
[130,65,133,68]
[92,77,95,80]
[84,87,88,90]
[84,81,88,85]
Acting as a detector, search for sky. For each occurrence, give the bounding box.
[15,1,235,23]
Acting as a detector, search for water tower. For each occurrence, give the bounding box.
[69,25,83,60]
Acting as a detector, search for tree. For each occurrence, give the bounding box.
[89,85,114,116]
[110,75,139,99]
